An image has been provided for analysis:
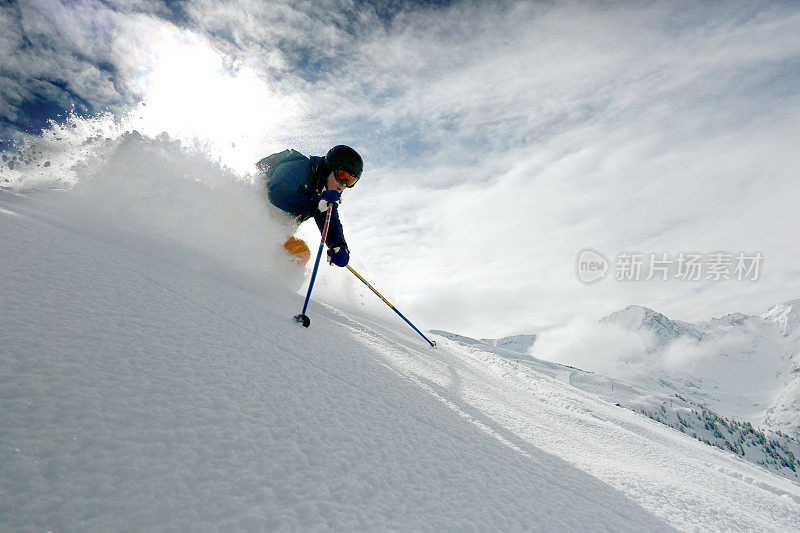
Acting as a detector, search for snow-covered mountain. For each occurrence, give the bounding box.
[479,333,538,353]
[762,299,800,337]
[430,330,537,359]
[595,302,800,438]
[760,300,800,433]
[440,301,800,479]
[439,325,800,482]
[601,305,704,346]
[3,132,800,530]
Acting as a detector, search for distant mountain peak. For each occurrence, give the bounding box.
[601,305,704,345]
[707,312,752,328]
[762,299,800,336]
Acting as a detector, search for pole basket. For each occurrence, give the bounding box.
[294,314,311,328]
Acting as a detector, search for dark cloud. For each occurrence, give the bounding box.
[0,1,131,141]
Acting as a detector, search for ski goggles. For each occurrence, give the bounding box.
[334,168,360,188]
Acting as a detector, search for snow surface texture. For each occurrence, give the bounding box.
[3,134,800,530]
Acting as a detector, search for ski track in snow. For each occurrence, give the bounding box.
[2,189,800,531]
[339,309,800,531]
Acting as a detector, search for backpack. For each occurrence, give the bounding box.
[256,149,308,179]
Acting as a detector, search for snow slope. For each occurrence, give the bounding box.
[429,330,538,361]
[479,334,538,354]
[598,304,800,436]
[2,134,800,530]
[432,328,800,482]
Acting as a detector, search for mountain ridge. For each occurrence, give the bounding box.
[434,298,800,478]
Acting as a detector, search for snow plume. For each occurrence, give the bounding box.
[0,112,124,190]
[0,115,406,326]
[1,120,302,287]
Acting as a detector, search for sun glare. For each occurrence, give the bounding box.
[133,33,301,171]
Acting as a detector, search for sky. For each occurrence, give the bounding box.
[2,0,800,338]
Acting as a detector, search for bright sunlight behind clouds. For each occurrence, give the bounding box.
[2,0,800,337]
[132,31,304,172]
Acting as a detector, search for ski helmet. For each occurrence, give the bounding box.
[325,145,363,179]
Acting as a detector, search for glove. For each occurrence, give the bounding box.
[317,190,340,213]
[327,246,350,267]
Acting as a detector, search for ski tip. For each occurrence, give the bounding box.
[293,314,311,328]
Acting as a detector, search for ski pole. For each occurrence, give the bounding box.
[294,205,333,328]
[345,265,436,348]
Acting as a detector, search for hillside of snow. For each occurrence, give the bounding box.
[762,300,800,337]
[493,301,800,479]
[437,328,800,482]
[2,133,800,530]
[429,330,537,362]
[594,304,800,438]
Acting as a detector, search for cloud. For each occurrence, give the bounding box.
[2,1,800,337]
[532,319,656,378]
[337,1,800,336]
[0,0,171,136]
[531,315,778,389]
[318,2,800,164]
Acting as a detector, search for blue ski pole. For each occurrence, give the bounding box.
[294,205,333,328]
[346,265,436,348]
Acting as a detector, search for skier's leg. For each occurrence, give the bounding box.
[283,236,311,267]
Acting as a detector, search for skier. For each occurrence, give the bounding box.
[258,145,363,268]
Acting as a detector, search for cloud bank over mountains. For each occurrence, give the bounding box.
[3,1,800,337]
[532,299,800,436]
